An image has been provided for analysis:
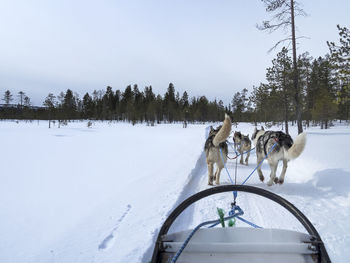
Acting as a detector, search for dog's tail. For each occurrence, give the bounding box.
[286,132,307,160]
[213,114,232,147]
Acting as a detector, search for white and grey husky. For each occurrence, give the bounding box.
[204,114,232,185]
[251,127,306,186]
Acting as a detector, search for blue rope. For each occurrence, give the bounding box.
[208,205,244,228]
[229,205,261,228]
[217,141,278,231]
[219,148,234,185]
[227,141,256,158]
[220,141,278,189]
[168,205,261,263]
[169,207,244,263]
[228,141,239,155]
[223,141,278,186]
[236,216,262,228]
[241,142,278,186]
[218,141,278,227]
[219,148,237,201]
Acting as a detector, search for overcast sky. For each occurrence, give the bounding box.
[0,0,349,106]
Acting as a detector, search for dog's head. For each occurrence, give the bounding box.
[233,131,242,143]
[209,125,222,137]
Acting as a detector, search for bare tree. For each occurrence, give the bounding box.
[257,0,306,134]
[18,91,25,107]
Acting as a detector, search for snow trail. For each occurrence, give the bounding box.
[186,123,350,263]
[143,123,350,263]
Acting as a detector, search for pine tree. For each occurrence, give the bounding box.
[298,52,313,127]
[181,91,189,113]
[3,90,13,105]
[164,83,176,122]
[82,93,94,118]
[43,93,57,127]
[258,0,306,133]
[310,57,337,128]
[327,25,350,121]
[266,47,293,133]
[62,89,77,120]
[231,89,249,122]
[144,86,156,124]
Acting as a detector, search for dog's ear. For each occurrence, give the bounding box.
[261,126,264,130]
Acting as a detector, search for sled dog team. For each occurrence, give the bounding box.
[204,114,306,186]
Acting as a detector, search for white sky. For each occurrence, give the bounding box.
[0,0,349,106]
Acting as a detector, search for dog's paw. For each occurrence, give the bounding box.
[274,177,279,184]
[259,175,264,182]
[278,179,284,184]
[267,180,273,186]
[215,181,220,185]
[208,176,214,186]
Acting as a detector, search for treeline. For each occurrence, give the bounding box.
[231,25,350,131]
[0,83,227,124]
[1,25,349,129]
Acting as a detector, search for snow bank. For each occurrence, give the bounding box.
[0,120,205,263]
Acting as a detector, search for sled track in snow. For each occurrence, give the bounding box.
[141,127,209,262]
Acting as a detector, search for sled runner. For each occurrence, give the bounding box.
[151,185,331,263]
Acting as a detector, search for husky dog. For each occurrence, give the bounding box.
[251,126,306,186]
[204,114,232,185]
[233,131,251,165]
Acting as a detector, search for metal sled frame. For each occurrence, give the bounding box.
[151,185,331,263]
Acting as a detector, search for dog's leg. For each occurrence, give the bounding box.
[207,162,214,185]
[267,160,278,186]
[245,151,250,165]
[240,150,244,164]
[278,159,288,184]
[215,166,223,185]
[214,166,218,181]
[257,155,264,182]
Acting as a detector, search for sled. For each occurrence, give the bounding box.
[150,185,331,263]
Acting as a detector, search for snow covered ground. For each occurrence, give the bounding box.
[0,120,349,263]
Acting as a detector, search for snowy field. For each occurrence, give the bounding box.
[1,120,350,263]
